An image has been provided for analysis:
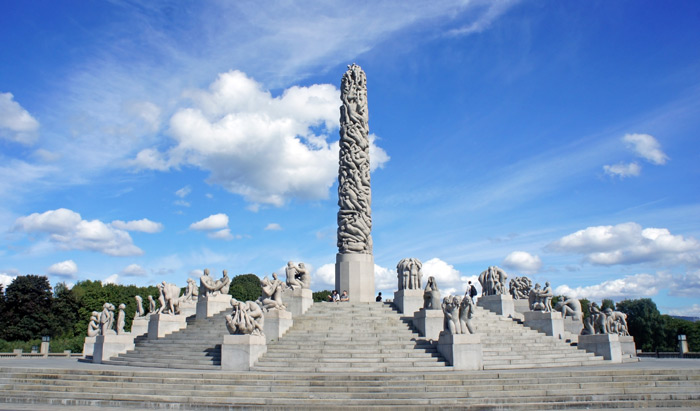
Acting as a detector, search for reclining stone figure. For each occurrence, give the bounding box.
[509,276,532,300]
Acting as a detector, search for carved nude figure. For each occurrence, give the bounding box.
[148,295,156,314]
[199,268,231,297]
[396,258,423,290]
[555,297,582,321]
[540,281,553,312]
[478,266,508,296]
[458,295,476,334]
[100,303,115,335]
[87,311,100,337]
[182,278,198,302]
[285,262,310,290]
[159,282,182,315]
[134,295,145,318]
[423,276,441,310]
[442,296,462,334]
[225,299,265,336]
[260,273,286,311]
[116,303,126,334]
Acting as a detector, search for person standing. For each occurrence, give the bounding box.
[468,281,478,303]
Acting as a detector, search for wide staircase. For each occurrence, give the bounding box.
[252,302,447,372]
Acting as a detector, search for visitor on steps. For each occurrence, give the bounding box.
[340,290,349,302]
[469,281,478,303]
[376,292,382,302]
[331,290,340,302]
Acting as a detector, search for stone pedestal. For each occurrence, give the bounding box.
[620,335,637,358]
[196,293,232,320]
[263,309,293,343]
[393,289,424,316]
[130,317,149,337]
[92,334,135,364]
[221,334,267,371]
[281,288,313,317]
[82,336,96,357]
[513,299,530,314]
[577,334,623,363]
[413,308,443,341]
[148,313,188,341]
[437,333,483,370]
[40,341,49,355]
[477,294,515,318]
[335,253,375,303]
[179,300,197,317]
[523,311,565,339]
[563,317,584,336]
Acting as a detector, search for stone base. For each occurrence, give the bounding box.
[263,309,293,343]
[413,308,443,341]
[179,300,197,317]
[221,334,267,371]
[524,310,565,339]
[335,253,375,303]
[130,317,149,337]
[393,289,424,316]
[563,317,584,336]
[437,333,483,370]
[148,313,188,341]
[513,299,530,314]
[477,294,515,318]
[196,293,232,320]
[82,336,96,357]
[281,288,313,317]
[577,334,623,363]
[620,335,637,358]
[92,334,135,364]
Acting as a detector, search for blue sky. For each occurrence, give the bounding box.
[1,1,699,316]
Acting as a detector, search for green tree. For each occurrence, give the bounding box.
[601,298,615,311]
[579,298,591,319]
[616,298,667,352]
[1,275,54,341]
[313,290,332,302]
[229,274,262,301]
[51,282,79,338]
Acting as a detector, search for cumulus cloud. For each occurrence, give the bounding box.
[624,133,668,165]
[668,269,700,298]
[175,186,191,198]
[554,272,670,300]
[47,260,78,277]
[546,222,700,266]
[502,251,542,274]
[0,273,17,288]
[13,208,144,256]
[102,274,119,285]
[190,213,229,231]
[111,218,163,233]
[120,263,147,277]
[0,92,40,144]
[667,304,700,318]
[603,162,641,178]
[375,264,396,290]
[264,223,282,231]
[314,263,335,288]
[131,70,389,206]
[208,228,235,240]
[422,258,462,290]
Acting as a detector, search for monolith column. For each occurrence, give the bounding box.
[335,64,375,302]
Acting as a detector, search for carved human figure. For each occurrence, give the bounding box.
[156,283,166,314]
[509,276,532,300]
[478,266,508,296]
[529,283,545,311]
[87,311,100,337]
[148,295,156,314]
[539,282,553,312]
[158,282,182,315]
[225,299,265,336]
[605,308,630,336]
[116,303,126,335]
[99,303,115,335]
[182,278,198,302]
[441,295,462,334]
[260,273,286,311]
[134,295,145,318]
[199,268,231,297]
[423,276,441,310]
[458,295,476,334]
[396,258,423,290]
[285,262,310,290]
[555,297,583,321]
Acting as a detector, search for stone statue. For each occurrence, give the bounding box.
[509,276,532,300]
[99,303,115,335]
[529,283,545,311]
[225,299,265,336]
[285,262,310,290]
[478,266,508,296]
[423,276,441,309]
[337,64,372,255]
[87,311,100,337]
[555,297,583,321]
[157,282,182,315]
[605,308,630,336]
[540,281,553,312]
[441,295,462,334]
[182,278,199,302]
[116,303,126,334]
[134,295,145,318]
[397,258,423,290]
[147,295,156,314]
[581,303,630,336]
[199,268,231,297]
[260,273,286,311]
[458,295,476,334]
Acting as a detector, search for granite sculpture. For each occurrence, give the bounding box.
[285,262,310,290]
[99,303,115,335]
[529,283,544,311]
[478,266,508,296]
[606,309,630,336]
[148,295,156,314]
[225,299,265,336]
[200,268,231,297]
[458,295,476,334]
[157,281,182,315]
[509,276,532,299]
[134,295,145,318]
[555,297,583,321]
[116,303,126,334]
[423,276,441,309]
[442,296,462,334]
[260,273,286,311]
[182,278,199,302]
[87,311,100,337]
[397,257,423,290]
[582,303,629,336]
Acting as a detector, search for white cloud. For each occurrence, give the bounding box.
[447,0,517,36]
[375,264,396,290]
[0,273,17,288]
[208,228,234,240]
[102,274,119,285]
[120,263,147,277]
[0,92,40,144]
[47,260,78,277]
[547,222,700,266]
[603,162,641,178]
[314,263,335,288]
[111,218,163,233]
[13,208,143,256]
[668,269,700,298]
[554,272,670,300]
[264,223,282,231]
[174,200,190,207]
[624,133,668,165]
[123,100,161,132]
[667,304,700,318]
[190,213,229,231]
[502,251,542,274]
[422,258,462,290]
[133,71,389,206]
[175,186,191,198]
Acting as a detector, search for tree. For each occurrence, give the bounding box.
[51,282,79,338]
[229,274,262,301]
[313,290,332,302]
[1,275,54,341]
[601,299,615,311]
[616,298,667,352]
[579,298,591,319]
